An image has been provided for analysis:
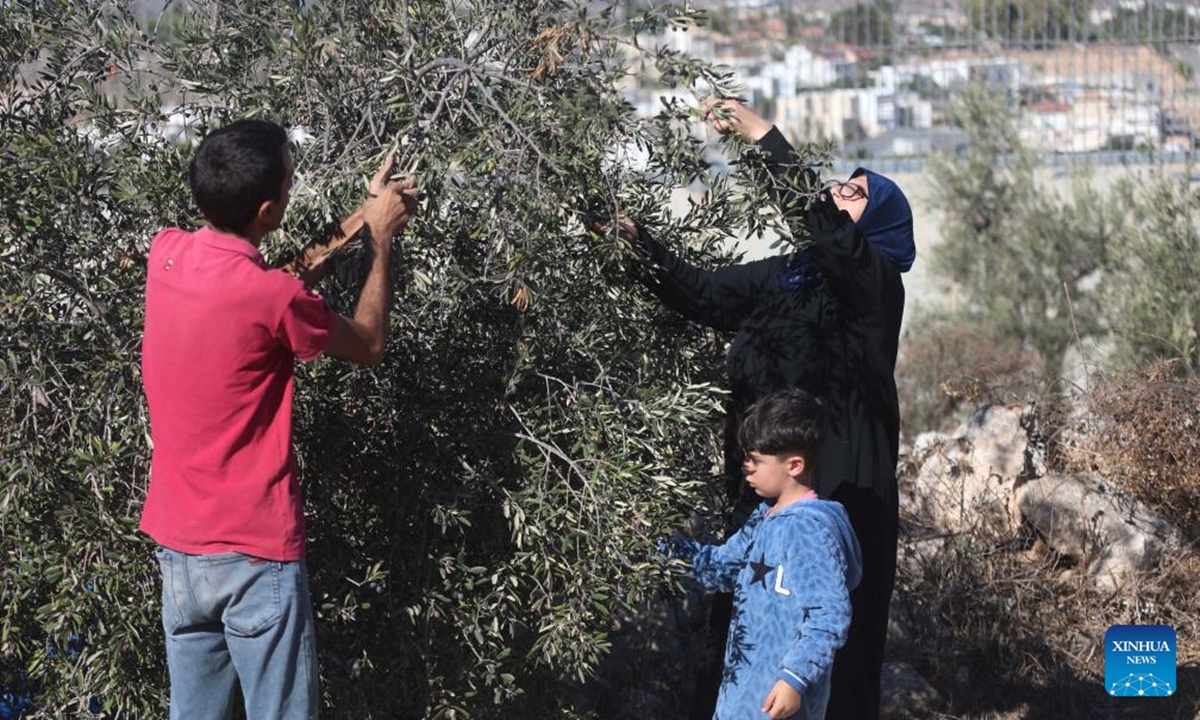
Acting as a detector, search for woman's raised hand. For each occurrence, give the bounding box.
[588,212,639,242]
[701,98,772,142]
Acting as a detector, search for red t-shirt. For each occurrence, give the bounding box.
[140,226,336,561]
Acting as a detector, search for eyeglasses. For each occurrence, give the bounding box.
[828,181,867,202]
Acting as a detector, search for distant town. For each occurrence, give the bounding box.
[626,0,1200,159]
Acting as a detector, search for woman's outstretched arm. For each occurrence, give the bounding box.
[632,223,778,332]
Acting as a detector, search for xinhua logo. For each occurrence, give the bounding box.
[1105,625,1176,697]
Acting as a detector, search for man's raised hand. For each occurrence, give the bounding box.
[364,156,419,241]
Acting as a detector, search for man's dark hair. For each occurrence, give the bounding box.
[188,119,289,233]
[738,387,828,461]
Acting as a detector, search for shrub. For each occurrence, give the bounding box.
[893,515,1200,718]
[925,87,1113,381]
[1064,368,1200,538]
[897,310,1043,436]
[1104,168,1200,376]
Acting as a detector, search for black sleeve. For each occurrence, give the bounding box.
[631,224,779,333]
[755,128,899,314]
[754,126,824,217]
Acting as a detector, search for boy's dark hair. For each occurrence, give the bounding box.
[188,119,289,233]
[738,387,828,461]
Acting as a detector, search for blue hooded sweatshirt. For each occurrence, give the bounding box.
[669,498,863,720]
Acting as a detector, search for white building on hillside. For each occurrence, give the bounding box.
[773,88,883,144]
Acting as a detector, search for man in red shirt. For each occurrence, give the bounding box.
[141,119,416,719]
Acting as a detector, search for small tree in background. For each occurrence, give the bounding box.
[925,86,1113,383]
[0,1,830,717]
[830,2,896,48]
[963,0,1093,45]
[1104,169,1200,376]
[913,89,1200,441]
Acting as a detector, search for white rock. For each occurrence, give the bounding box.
[903,405,1040,534]
[1016,473,1179,591]
[288,126,314,146]
[910,430,949,456]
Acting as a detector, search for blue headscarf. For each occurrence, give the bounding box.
[853,168,916,273]
[777,168,916,291]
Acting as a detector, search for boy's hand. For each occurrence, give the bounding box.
[656,530,693,561]
[762,680,801,719]
[364,156,418,241]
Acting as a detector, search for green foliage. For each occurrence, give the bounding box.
[829,2,894,48]
[1177,59,1195,82]
[1105,168,1200,375]
[1104,5,1199,44]
[0,0,829,716]
[925,89,1200,386]
[927,86,1112,380]
[964,0,1092,46]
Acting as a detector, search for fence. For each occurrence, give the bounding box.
[683,0,1200,164]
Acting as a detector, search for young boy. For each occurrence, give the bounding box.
[141,119,416,718]
[664,388,863,720]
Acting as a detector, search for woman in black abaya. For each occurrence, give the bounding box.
[618,100,915,720]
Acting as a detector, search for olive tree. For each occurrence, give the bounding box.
[0,1,827,716]
[926,86,1113,380]
[1104,168,1200,375]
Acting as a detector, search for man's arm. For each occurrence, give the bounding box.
[322,158,418,365]
[283,207,365,287]
[283,156,408,287]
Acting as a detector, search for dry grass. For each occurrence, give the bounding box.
[1054,365,1200,539]
[897,315,1044,436]
[891,510,1200,719]
[891,365,1200,719]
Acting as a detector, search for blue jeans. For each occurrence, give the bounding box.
[156,547,318,719]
